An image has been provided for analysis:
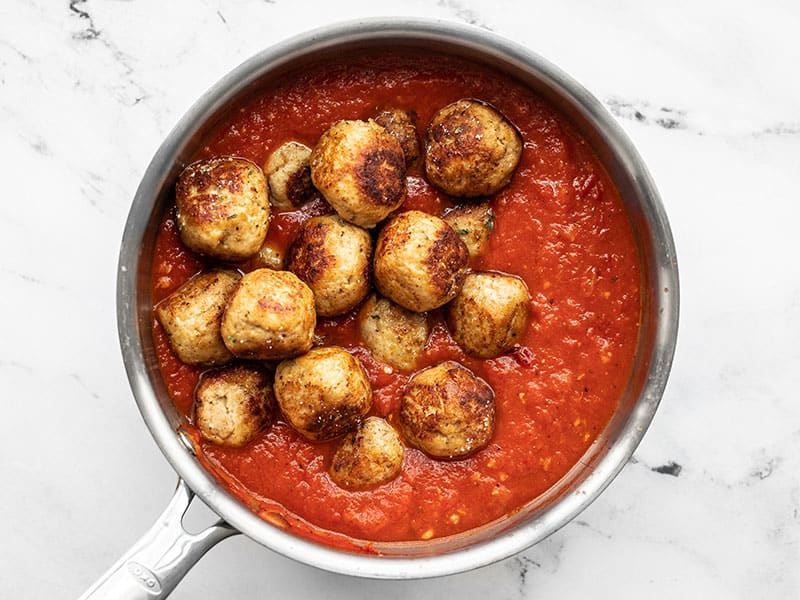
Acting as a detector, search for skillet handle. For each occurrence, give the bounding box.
[78,478,237,600]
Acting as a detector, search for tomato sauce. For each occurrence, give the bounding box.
[150,50,641,546]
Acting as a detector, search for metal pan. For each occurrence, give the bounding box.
[83,17,679,599]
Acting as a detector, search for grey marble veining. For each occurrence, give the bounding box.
[1,1,798,598]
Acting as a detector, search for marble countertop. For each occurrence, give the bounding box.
[2,1,798,598]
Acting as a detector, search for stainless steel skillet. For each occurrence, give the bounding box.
[82,17,679,599]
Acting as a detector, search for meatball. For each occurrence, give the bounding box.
[264,141,315,210]
[329,417,404,489]
[155,270,241,366]
[374,210,469,312]
[288,215,372,317]
[442,202,494,259]
[194,364,275,447]
[399,361,495,459]
[446,272,531,358]
[176,156,270,260]
[274,346,372,441]
[310,119,406,228]
[425,99,522,197]
[249,238,285,271]
[221,268,315,360]
[358,294,430,371]
[374,108,420,167]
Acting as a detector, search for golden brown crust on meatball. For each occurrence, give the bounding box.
[274,346,372,441]
[442,202,495,259]
[221,269,315,360]
[329,416,404,489]
[399,361,495,459]
[374,210,469,312]
[374,108,420,167]
[358,294,430,371]
[425,99,522,197]
[176,156,270,260]
[288,215,373,317]
[310,120,406,228]
[446,271,531,358]
[155,270,241,366]
[194,364,276,447]
[264,141,315,210]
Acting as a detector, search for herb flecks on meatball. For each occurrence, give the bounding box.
[264,141,316,210]
[374,108,420,167]
[442,202,495,260]
[447,271,531,359]
[330,416,404,489]
[274,346,372,441]
[195,364,276,447]
[425,99,522,197]
[176,156,270,260]
[358,294,430,372]
[221,269,316,360]
[374,210,469,312]
[399,361,496,459]
[311,119,406,228]
[155,269,241,366]
[288,215,372,317]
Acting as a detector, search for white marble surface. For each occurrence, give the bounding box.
[1,1,798,598]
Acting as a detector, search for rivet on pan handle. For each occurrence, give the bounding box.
[77,479,237,600]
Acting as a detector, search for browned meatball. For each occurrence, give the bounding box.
[155,270,241,366]
[329,417,404,489]
[310,119,406,228]
[264,141,315,210]
[194,364,275,447]
[399,361,495,459]
[176,156,270,260]
[425,99,522,197]
[442,202,495,259]
[288,215,372,317]
[221,269,315,360]
[358,294,430,372]
[374,108,420,167]
[274,346,372,441]
[374,210,469,312]
[446,272,531,358]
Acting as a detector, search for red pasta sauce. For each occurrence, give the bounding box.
[150,50,641,548]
